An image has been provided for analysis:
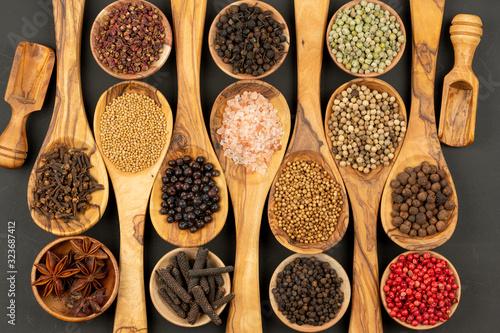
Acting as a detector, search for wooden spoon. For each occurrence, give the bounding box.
[0,41,54,169]
[94,81,173,332]
[324,78,407,333]
[209,80,291,333]
[27,0,109,236]
[438,14,483,147]
[267,0,349,254]
[149,0,228,247]
[381,0,458,250]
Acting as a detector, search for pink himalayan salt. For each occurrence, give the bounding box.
[217,91,284,174]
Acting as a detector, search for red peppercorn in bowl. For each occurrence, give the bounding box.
[90,0,173,80]
[380,251,461,330]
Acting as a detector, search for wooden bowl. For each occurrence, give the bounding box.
[380,251,461,330]
[326,0,406,77]
[90,0,173,80]
[149,247,232,327]
[31,236,119,322]
[269,253,351,332]
[208,0,290,80]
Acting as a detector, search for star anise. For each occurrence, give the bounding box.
[66,288,107,317]
[70,237,108,266]
[32,251,80,299]
[71,257,107,297]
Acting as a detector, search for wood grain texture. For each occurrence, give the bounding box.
[380,251,461,330]
[0,41,54,169]
[209,80,291,333]
[208,0,290,80]
[324,79,407,333]
[31,235,119,322]
[27,0,109,236]
[439,14,482,147]
[90,0,172,80]
[267,0,349,255]
[381,0,459,251]
[326,0,406,78]
[93,80,173,333]
[150,0,228,248]
[149,248,231,327]
[269,253,351,332]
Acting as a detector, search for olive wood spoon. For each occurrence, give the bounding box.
[439,14,483,147]
[150,0,228,247]
[0,41,54,169]
[94,81,173,333]
[210,80,291,333]
[27,0,109,236]
[381,0,458,250]
[325,79,407,333]
[267,0,349,254]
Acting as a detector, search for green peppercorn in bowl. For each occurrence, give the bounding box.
[31,236,119,322]
[208,1,290,79]
[380,251,461,329]
[90,0,173,80]
[326,0,406,77]
[269,253,351,331]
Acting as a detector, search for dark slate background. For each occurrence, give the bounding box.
[1,0,499,332]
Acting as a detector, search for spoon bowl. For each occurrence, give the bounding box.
[210,79,290,333]
[27,0,109,237]
[94,80,173,332]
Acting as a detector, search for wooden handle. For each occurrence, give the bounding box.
[113,188,148,333]
[292,0,329,150]
[227,185,266,333]
[407,0,445,148]
[348,185,382,333]
[0,110,28,169]
[438,14,482,147]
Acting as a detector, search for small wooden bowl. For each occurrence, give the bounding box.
[90,0,173,80]
[269,253,351,332]
[380,251,461,330]
[208,0,290,80]
[31,236,119,322]
[150,247,232,327]
[326,0,406,77]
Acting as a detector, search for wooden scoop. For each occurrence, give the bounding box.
[210,80,291,333]
[149,0,228,247]
[267,0,349,254]
[439,14,483,147]
[324,78,407,333]
[94,81,172,333]
[27,0,109,236]
[381,0,459,250]
[0,41,54,169]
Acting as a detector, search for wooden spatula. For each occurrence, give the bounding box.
[0,41,55,169]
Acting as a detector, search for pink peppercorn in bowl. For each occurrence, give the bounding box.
[90,0,173,80]
[380,251,461,330]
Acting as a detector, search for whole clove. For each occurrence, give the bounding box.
[192,286,222,325]
[188,266,234,278]
[32,143,104,222]
[211,292,235,310]
[158,288,186,319]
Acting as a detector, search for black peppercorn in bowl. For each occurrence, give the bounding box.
[31,236,119,322]
[380,251,461,330]
[90,0,173,80]
[149,247,232,327]
[208,1,290,80]
[326,0,406,77]
[269,253,351,332]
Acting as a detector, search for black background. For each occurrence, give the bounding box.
[1,0,499,332]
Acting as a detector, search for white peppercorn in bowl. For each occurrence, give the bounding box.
[269,253,351,332]
[326,0,406,77]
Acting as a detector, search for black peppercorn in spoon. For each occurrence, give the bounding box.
[380,0,458,251]
[149,0,228,248]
